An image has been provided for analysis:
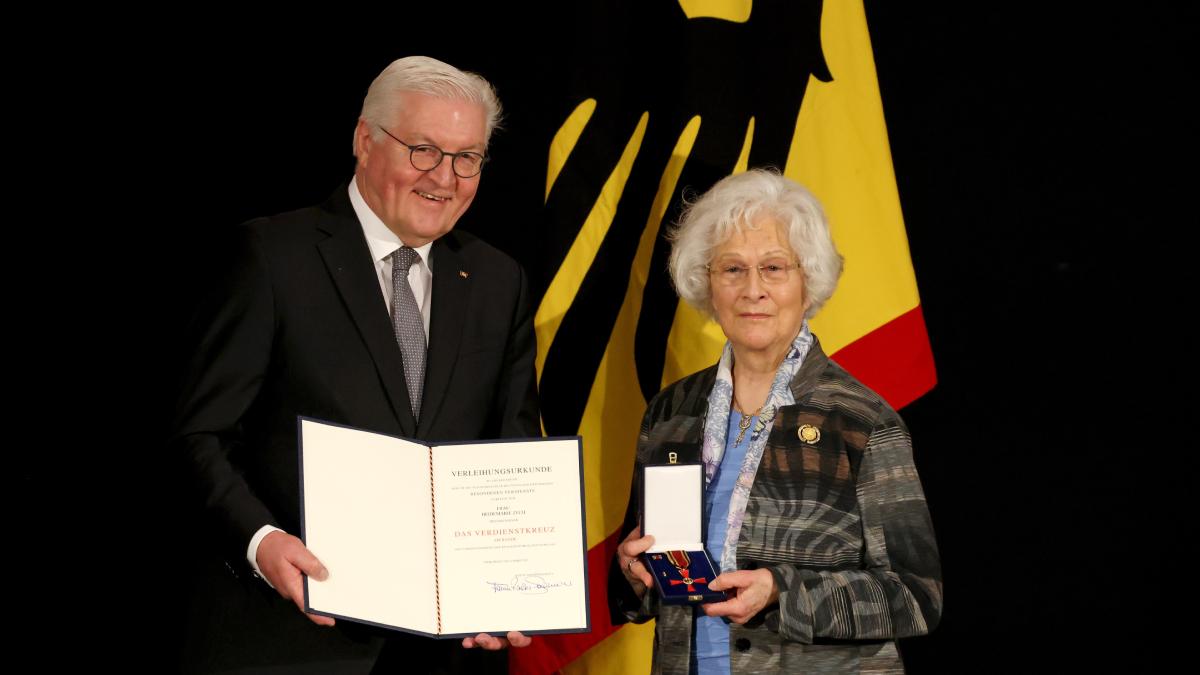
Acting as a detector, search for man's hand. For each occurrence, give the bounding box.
[256,531,335,626]
[462,631,532,650]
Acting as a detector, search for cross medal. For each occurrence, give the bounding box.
[665,550,708,592]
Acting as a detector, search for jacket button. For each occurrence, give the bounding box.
[735,638,751,652]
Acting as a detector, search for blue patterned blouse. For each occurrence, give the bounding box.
[694,410,756,675]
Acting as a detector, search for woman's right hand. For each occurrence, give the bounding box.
[617,527,655,596]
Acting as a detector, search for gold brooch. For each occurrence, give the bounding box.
[798,424,820,444]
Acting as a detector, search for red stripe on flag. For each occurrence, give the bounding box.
[509,529,624,674]
[828,304,936,410]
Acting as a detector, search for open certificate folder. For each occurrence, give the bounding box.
[298,418,590,638]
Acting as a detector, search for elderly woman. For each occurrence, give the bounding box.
[609,170,941,674]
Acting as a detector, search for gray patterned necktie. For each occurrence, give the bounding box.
[390,247,426,421]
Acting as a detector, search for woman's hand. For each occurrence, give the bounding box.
[617,527,655,595]
[702,569,779,624]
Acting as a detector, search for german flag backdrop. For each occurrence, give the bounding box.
[83,1,1187,671]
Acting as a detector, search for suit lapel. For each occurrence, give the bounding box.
[315,192,417,436]
[417,235,469,437]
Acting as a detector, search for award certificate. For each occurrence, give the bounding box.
[298,417,589,638]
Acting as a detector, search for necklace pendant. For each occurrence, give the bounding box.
[733,413,753,446]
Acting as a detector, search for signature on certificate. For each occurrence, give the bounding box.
[486,574,574,595]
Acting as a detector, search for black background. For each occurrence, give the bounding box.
[23,3,1193,672]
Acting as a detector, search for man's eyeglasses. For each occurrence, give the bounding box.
[378,126,487,178]
[706,259,801,286]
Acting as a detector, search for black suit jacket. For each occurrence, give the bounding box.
[171,185,539,674]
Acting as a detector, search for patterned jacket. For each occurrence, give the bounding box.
[609,338,942,674]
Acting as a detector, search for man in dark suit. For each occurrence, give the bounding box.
[171,56,538,674]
